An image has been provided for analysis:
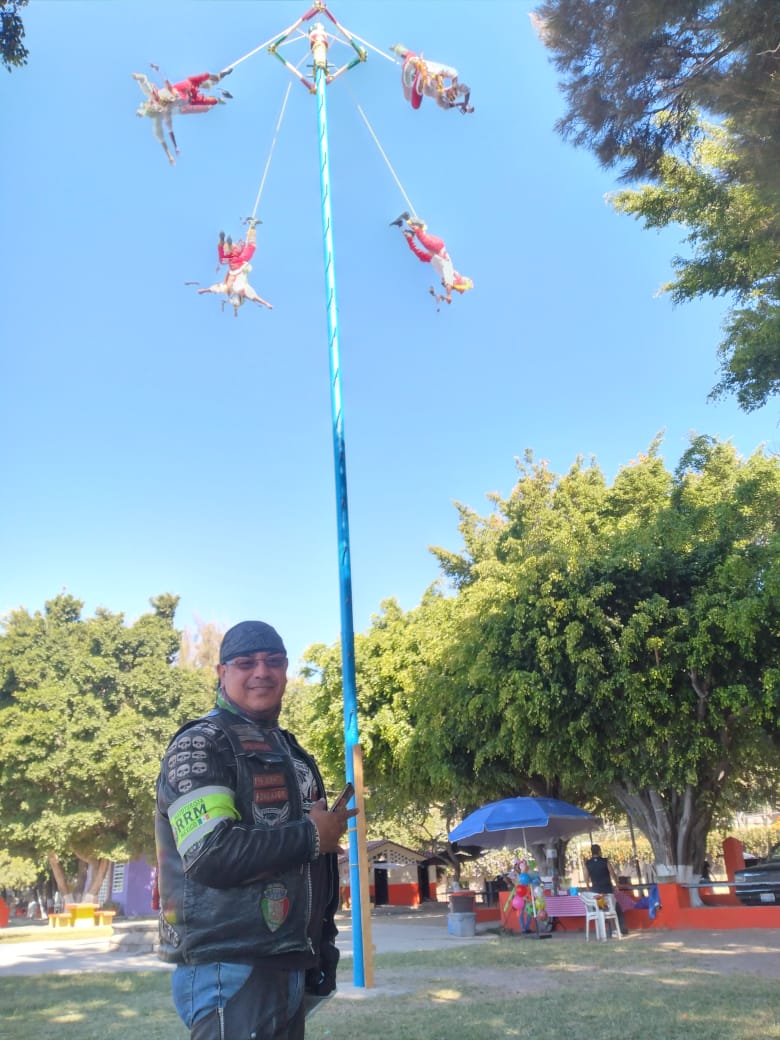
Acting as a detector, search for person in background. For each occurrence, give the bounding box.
[155,620,355,1039]
[584,843,619,894]
[584,843,627,935]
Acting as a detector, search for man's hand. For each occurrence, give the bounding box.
[219,231,226,244]
[309,798,357,854]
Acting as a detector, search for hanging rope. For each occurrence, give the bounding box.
[346,31,397,64]
[220,20,300,73]
[248,82,292,220]
[354,102,417,218]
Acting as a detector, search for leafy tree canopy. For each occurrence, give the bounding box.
[0,0,28,72]
[532,0,780,185]
[0,593,214,896]
[423,436,780,874]
[533,1,780,410]
[301,437,780,876]
[610,118,780,410]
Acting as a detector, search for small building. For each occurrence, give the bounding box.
[93,856,156,917]
[101,839,446,916]
[339,840,442,908]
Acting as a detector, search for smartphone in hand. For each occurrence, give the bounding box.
[330,782,354,812]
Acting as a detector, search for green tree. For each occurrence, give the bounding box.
[303,439,780,878]
[610,119,780,410]
[300,589,583,875]
[0,0,28,72]
[532,1,780,409]
[0,593,213,900]
[417,437,780,877]
[532,0,780,185]
[0,850,38,892]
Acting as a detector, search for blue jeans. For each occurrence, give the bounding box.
[172,962,305,1039]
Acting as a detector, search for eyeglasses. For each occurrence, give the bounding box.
[224,653,288,671]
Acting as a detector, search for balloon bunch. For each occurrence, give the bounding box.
[504,858,547,932]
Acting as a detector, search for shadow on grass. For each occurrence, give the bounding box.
[1,936,777,1040]
[0,972,185,1040]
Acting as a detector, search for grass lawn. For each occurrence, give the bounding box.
[1,933,777,1040]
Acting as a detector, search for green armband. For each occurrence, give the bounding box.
[169,785,240,856]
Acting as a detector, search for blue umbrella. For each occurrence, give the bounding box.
[448,796,598,850]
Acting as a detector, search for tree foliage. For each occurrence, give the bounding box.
[533,1,780,409]
[424,437,780,874]
[301,438,780,876]
[0,850,38,891]
[532,0,780,184]
[0,593,213,898]
[0,0,28,72]
[610,119,780,410]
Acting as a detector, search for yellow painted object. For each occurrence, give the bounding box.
[65,903,99,926]
[48,912,75,928]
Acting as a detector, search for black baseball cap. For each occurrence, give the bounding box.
[219,621,287,663]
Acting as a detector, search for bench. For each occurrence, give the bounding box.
[94,910,117,927]
[48,912,74,928]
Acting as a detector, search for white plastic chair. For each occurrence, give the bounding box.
[580,892,623,941]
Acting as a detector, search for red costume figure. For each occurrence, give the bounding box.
[168,71,230,113]
[218,226,257,274]
[132,68,232,165]
[391,45,473,114]
[391,212,473,304]
[198,220,272,316]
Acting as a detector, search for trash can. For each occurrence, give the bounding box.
[447,911,476,937]
[448,890,476,914]
[447,890,477,937]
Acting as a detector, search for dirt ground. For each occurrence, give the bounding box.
[335,929,780,1003]
[340,906,780,998]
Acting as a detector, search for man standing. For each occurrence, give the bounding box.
[584,843,627,936]
[155,620,354,1039]
[584,844,618,895]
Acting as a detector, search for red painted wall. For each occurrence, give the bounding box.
[342,881,422,907]
[476,884,779,931]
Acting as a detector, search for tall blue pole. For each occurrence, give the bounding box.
[310,22,365,987]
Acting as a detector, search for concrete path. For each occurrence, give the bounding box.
[7,906,777,984]
[0,905,489,977]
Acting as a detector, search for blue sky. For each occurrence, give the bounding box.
[1,0,776,668]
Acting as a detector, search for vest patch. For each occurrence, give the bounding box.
[254,787,288,805]
[261,882,290,931]
[241,739,273,752]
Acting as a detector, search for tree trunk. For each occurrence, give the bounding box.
[610,782,712,879]
[84,858,111,902]
[48,853,74,904]
[75,859,89,900]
